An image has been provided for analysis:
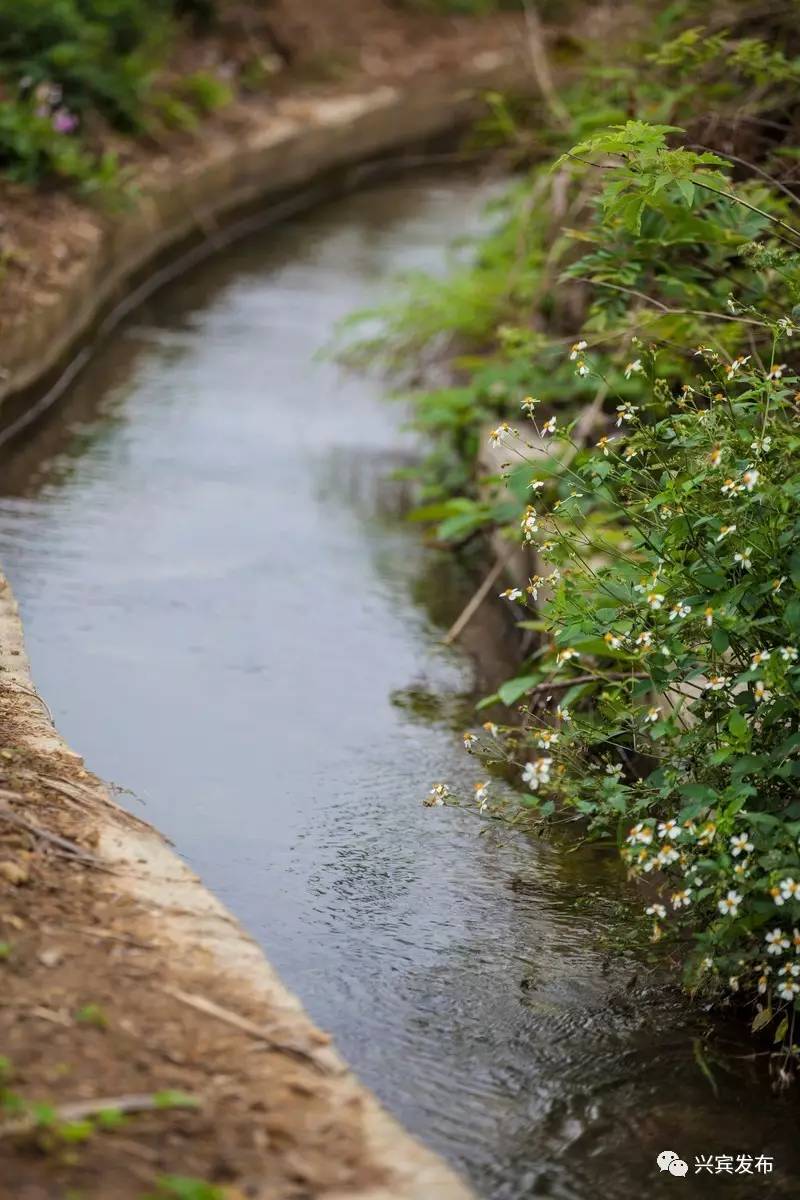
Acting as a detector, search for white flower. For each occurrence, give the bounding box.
[777,316,795,337]
[529,479,545,491]
[658,818,680,840]
[576,361,589,377]
[704,674,728,692]
[729,832,754,857]
[596,435,616,456]
[646,592,665,610]
[656,845,680,867]
[779,646,798,663]
[778,979,800,1002]
[726,355,750,379]
[521,506,539,541]
[671,888,692,909]
[634,569,661,594]
[645,903,666,918]
[729,975,740,992]
[624,359,643,379]
[754,680,772,704]
[604,631,623,650]
[522,756,552,791]
[499,587,524,602]
[537,729,559,749]
[646,706,660,723]
[474,781,490,812]
[721,477,741,496]
[483,721,498,737]
[426,783,450,807]
[780,877,800,901]
[716,524,736,542]
[751,649,771,666]
[709,446,723,467]
[556,647,579,665]
[521,395,538,415]
[700,820,719,849]
[766,928,790,954]
[569,340,587,360]
[751,436,772,454]
[718,890,742,917]
[489,423,513,446]
[768,363,787,380]
[462,731,477,750]
[669,600,691,621]
[742,467,759,492]
[733,548,752,569]
[626,821,654,846]
[556,704,571,722]
[541,416,557,435]
[615,403,638,426]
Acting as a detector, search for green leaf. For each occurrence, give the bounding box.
[752,1007,772,1032]
[679,783,717,803]
[151,1179,225,1200]
[728,709,749,741]
[711,626,730,653]
[58,1119,94,1144]
[785,598,800,632]
[153,1090,199,1111]
[497,675,540,706]
[694,570,727,590]
[676,178,696,206]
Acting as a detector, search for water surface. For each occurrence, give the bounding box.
[0,177,797,1199]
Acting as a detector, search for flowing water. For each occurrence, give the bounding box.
[0,176,797,1199]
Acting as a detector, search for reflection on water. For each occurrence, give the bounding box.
[0,177,798,1199]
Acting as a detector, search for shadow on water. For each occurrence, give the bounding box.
[0,175,798,1199]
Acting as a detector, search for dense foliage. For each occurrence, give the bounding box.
[353,3,800,1067]
[0,0,227,189]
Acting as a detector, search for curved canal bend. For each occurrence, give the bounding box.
[0,177,798,1199]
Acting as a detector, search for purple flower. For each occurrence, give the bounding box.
[52,108,78,135]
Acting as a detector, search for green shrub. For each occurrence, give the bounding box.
[456,127,800,1054]
[351,6,800,1055]
[0,1,171,130]
[0,1,223,189]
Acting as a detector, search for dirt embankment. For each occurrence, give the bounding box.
[0,582,474,1200]
[0,2,527,404]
